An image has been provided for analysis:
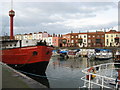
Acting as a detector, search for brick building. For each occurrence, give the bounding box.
[87,31,105,47]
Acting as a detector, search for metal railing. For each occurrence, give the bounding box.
[81,63,120,89]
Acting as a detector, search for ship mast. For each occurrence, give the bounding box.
[9,0,15,40]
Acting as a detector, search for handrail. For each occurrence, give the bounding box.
[81,63,120,89]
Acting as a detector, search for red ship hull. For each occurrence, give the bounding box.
[1,45,53,75]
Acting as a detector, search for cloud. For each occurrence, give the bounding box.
[1,2,118,35]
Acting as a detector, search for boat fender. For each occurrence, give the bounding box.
[86,67,96,80]
[33,51,38,56]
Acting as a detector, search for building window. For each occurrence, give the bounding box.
[79,35,82,38]
[84,39,86,42]
[96,39,101,43]
[93,35,95,37]
[111,35,113,37]
[88,35,91,38]
[102,35,104,37]
[107,39,109,43]
[92,39,95,42]
[76,36,78,38]
[88,39,91,43]
[71,40,74,43]
[97,35,100,37]
[106,35,108,37]
[107,42,109,45]
[84,36,86,38]
[111,39,113,42]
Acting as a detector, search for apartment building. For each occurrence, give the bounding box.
[78,33,87,47]
[62,33,71,47]
[14,30,120,47]
[15,34,23,40]
[32,32,42,40]
[52,34,62,47]
[87,31,105,47]
[70,33,79,47]
[105,30,120,47]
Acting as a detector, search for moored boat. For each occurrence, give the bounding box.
[1,2,53,75]
[114,50,120,63]
[95,48,113,60]
[1,40,53,75]
[67,49,80,58]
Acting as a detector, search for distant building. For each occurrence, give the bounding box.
[87,31,105,47]
[23,34,29,40]
[78,33,87,47]
[70,33,79,47]
[105,30,120,47]
[52,34,62,47]
[14,29,120,47]
[62,33,71,47]
[47,36,53,46]
[15,34,23,40]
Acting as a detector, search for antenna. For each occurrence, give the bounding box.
[11,0,13,10]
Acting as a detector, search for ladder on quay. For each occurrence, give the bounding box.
[81,63,120,89]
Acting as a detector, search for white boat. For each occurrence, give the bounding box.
[81,63,120,89]
[79,49,88,57]
[95,49,113,60]
[87,49,95,59]
[67,50,80,58]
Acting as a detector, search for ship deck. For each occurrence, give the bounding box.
[81,63,120,89]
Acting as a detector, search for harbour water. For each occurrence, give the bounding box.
[44,56,113,88]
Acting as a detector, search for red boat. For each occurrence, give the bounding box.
[1,40,53,75]
[1,3,53,75]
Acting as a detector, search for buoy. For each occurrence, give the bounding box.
[86,67,96,80]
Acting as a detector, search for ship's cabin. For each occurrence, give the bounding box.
[1,39,46,49]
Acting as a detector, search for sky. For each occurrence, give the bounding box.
[1,0,119,36]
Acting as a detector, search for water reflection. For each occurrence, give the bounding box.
[114,63,120,86]
[46,56,113,88]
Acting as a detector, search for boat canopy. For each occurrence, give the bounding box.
[59,51,68,53]
[95,48,111,52]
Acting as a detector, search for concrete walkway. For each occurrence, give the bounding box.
[1,63,47,89]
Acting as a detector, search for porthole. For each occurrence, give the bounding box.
[33,51,38,56]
